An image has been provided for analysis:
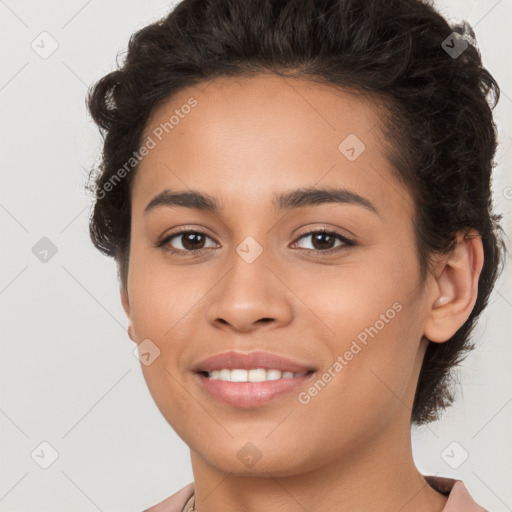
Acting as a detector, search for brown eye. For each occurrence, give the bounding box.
[159,230,219,254]
[293,229,354,254]
[178,232,207,250]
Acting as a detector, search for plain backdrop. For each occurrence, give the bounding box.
[1,0,511,511]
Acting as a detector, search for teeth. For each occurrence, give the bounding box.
[207,368,307,382]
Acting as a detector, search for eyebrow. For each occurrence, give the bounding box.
[144,186,379,216]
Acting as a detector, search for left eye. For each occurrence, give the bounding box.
[292,230,352,252]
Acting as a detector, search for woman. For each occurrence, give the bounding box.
[86,0,505,510]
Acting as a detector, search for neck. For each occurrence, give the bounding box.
[188,418,448,512]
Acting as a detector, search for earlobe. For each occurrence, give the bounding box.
[423,230,484,343]
[120,286,136,343]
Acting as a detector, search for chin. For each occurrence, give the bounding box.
[195,442,317,477]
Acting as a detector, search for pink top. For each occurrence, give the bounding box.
[142,475,488,512]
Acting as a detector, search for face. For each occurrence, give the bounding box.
[122,74,432,476]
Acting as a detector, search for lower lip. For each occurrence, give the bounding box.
[194,372,315,408]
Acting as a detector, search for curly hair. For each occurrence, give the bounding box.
[86,0,506,425]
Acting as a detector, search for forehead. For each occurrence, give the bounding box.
[134,73,412,220]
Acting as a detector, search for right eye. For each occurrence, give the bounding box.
[158,230,220,256]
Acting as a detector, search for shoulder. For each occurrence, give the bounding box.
[141,482,195,512]
[424,475,489,512]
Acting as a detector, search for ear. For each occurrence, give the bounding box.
[423,229,484,343]
[120,286,136,343]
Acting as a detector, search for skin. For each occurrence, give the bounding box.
[120,73,484,512]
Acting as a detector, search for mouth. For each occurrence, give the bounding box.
[193,368,317,408]
[197,368,316,381]
[191,350,317,408]
[192,350,316,375]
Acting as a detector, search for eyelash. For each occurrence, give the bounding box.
[156,228,355,257]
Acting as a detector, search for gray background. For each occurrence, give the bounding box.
[0,0,511,511]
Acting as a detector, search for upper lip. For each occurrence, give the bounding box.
[192,351,316,373]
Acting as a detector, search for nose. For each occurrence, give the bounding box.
[205,247,294,333]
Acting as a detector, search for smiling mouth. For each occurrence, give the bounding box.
[197,368,316,382]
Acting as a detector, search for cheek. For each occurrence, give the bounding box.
[297,244,423,401]
[300,245,418,341]
[291,305,421,459]
[128,249,209,341]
